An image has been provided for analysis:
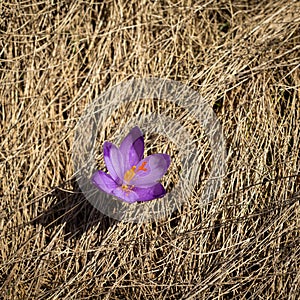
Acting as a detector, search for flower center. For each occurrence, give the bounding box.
[123,162,148,183]
[120,184,134,197]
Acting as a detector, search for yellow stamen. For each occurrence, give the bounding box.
[123,166,136,182]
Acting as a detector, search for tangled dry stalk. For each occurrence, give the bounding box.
[1,0,300,299]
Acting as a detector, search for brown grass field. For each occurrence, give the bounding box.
[1,0,300,299]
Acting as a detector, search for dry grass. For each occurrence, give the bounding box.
[1,0,300,299]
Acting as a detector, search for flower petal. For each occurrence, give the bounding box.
[112,187,139,204]
[130,153,171,187]
[103,141,124,184]
[119,126,144,170]
[133,182,166,201]
[91,170,118,195]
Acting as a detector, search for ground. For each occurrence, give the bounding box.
[0,0,299,299]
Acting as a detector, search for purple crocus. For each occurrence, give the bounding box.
[92,126,171,204]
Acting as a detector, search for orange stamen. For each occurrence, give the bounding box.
[137,161,147,172]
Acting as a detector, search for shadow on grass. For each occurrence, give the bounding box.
[32,178,118,240]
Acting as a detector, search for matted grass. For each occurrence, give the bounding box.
[1,0,299,299]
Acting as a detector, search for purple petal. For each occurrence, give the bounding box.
[91,170,118,195]
[119,126,144,170]
[103,141,124,184]
[112,187,139,204]
[133,182,166,201]
[130,153,171,187]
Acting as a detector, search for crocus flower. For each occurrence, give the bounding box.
[92,126,171,204]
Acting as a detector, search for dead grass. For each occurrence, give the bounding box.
[1,0,300,299]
